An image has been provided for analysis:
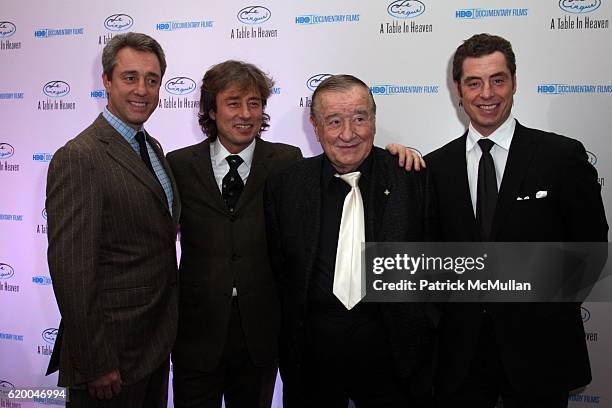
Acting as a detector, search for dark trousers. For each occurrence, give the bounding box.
[67,358,169,408]
[292,311,429,408]
[435,315,568,408]
[173,298,277,408]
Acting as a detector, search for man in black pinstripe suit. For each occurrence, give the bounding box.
[45,32,180,407]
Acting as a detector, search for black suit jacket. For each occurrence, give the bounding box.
[167,138,302,371]
[425,121,608,394]
[46,114,180,386]
[265,147,436,401]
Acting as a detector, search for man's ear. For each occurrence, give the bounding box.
[512,75,517,95]
[454,81,464,106]
[209,109,216,121]
[454,81,463,99]
[102,73,111,92]
[309,116,320,141]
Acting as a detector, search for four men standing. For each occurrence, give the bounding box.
[45,30,607,408]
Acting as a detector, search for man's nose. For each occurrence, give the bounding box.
[338,120,355,141]
[134,78,147,95]
[481,82,494,98]
[239,104,252,118]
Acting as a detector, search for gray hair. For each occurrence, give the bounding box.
[310,74,376,120]
[102,32,167,78]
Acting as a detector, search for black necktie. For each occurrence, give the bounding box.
[135,131,156,176]
[222,155,244,212]
[476,138,497,241]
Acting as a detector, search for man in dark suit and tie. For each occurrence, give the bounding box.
[46,32,180,407]
[425,33,608,408]
[265,74,435,407]
[167,60,303,408]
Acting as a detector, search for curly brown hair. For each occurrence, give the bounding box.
[198,60,274,140]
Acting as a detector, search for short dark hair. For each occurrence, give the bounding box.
[452,33,516,83]
[198,60,274,141]
[310,74,376,120]
[102,32,167,78]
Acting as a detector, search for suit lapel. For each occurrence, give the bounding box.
[491,122,536,240]
[190,140,228,213]
[367,150,391,241]
[148,136,181,223]
[95,116,169,213]
[299,157,323,286]
[235,138,270,214]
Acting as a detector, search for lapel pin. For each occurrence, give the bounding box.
[384,189,390,196]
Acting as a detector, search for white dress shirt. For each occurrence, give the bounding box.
[466,114,516,216]
[210,137,256,192]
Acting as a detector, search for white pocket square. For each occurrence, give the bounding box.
[536,190,548,199]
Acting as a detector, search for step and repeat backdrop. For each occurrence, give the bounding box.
[1,1,610,407]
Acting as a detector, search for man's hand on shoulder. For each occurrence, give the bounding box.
[88,369,122,400]
[386,143,426,171]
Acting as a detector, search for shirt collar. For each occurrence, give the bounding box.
[466,114,515,153]
[211,137,256,169]
[102,107,144,144]
[321,149,373,189]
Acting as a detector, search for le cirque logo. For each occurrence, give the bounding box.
[581,306,591,322]
[237,6,272,24]
[43,81,70,98]
[42,328,59,344]
[559,0,601,14]
[0,380,16,394]
[164,77,196,95]
[387,0,426,19]
[0,143,15,159]
[0,263,15,280]
[104,14,134,31]
[306,74,333,92]
[0,21,16,38]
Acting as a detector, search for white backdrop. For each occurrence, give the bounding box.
[0,1,610,407]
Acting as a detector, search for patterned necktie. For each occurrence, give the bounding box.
[333,171,366,310]
[476,138,498,241]
[222,155,244,212]
[134,131,156,176]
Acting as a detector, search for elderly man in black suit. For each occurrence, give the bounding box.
[425,33,608,408]
[46,32,180,407]
[265,74,435,407]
